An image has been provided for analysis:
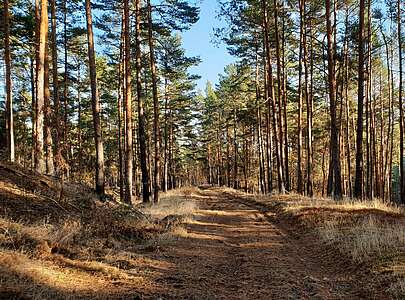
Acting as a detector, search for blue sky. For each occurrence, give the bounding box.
[181,0,235,92]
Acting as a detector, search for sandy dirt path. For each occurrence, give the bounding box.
[145,189,386,299]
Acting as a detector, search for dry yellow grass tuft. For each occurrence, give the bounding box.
[319,216,405,262]
[142,187,198,219]
[270,193,405,298]
[274,191,400,213]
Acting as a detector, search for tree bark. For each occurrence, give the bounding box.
[354,0,366,199]
[44,38,54,175]
[297,0,304,194]
[262,0,285,193]
[398,0,404,202]
[123,0,133,204]
[135,0,151,203]
[147,0,161,203]
[63,0,69,166]
[85,0,105,196]
[4,0,15,162]
[50,0,62,175]
[273,0,287,190]
[35,0,48,174]
[326,0,342,199]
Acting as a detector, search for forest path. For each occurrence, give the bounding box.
[151,188,380,299]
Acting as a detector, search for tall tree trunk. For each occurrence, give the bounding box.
[398,0,404,202]
[4,0,15,162]
[365,0,374,198]
[123,0,133,204]
[281,0,290,191]
[354,0,366,199]
[135,0,151,203]
[50,0,62,175]
[163,78,169,192]
[77,62,83,169]
[326,0,342,199]
[262,0,285,193]
[118,19,125,201]
[263,44,273,193]
[35,0,48,174]
[255,51,265,193]
[63,0,68,163]
[85,0,105,196]
[233,109,238,189]
[303,0,313,197]
[273,0,286,190]
[30,49,36,168]
[44,39,54,175]
[147,0,161,203]
[33,0,40,169]
[297,0,304,194]
[343,2,352,197]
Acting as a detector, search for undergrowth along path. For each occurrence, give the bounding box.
[155,188,387,299]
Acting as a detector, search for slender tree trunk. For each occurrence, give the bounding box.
[297,0,304,194]
[281,0,290,191]
[354,0,366,199]
[273,0,286,189]
[122,0,133,204]
[366,0,374,198]
[117,16,124,201]
[44,39,54,175]
[326,0,342,199]
[255,52,265,193]
[50,0,62,175]
[35,0,48,174]
[77,62,83,169]
[63,0,69,163]
[226,123,231,187]
[163,78,169,192]
[302,0,313,197]
[343,2,352,197]
[85,0,105,196]
[135,0,151,203]
[263,45,273,194]
[398,0,404,202]
[33,0,40,169]
[233,109,238,189]
[4,0,14,162]
[262,0,285,193]
[30,50,36,168]
[147,0,161,203]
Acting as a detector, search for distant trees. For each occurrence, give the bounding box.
[1,0,404,203]
[1,0,199,202]
[212,0,404,201]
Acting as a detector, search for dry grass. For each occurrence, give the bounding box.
[0,198,191,299]
[142,187,198,219]
[271,193,405,298]
[0,161,200,299]
[277,194,405,263]
[319,216,405,262]
[283,194,402,215]
[138,187,200,244]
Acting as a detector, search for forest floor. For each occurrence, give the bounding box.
[0,161,404,299]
